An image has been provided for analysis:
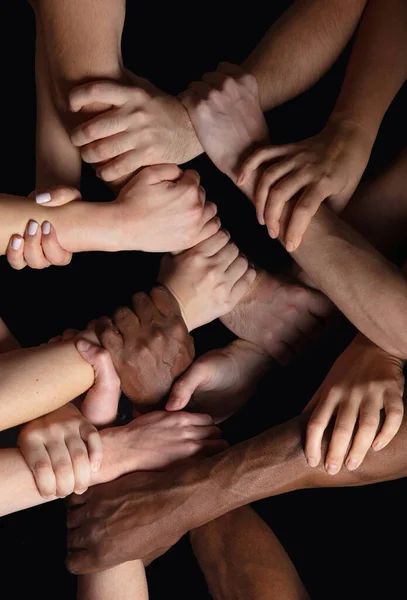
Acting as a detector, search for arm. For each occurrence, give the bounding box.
[243,0,367,111]
[0,318,19,354]
[0,336,95,430]
[29,0,126,188]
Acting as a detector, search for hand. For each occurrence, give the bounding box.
[69,72,203,182]
[49,328,121,427]
[180,63,269,184]
[6,186,79,270]
[111,164,220,252]
[101,410,225,473]
[304,334,405,474]
[158,229,257,331]
[95,286,194,410]
[17,403,101,499]
[67,467,204,573]
[166,339,272,423]
[239,116,375,250]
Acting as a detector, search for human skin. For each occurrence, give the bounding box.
[65,400,407,573]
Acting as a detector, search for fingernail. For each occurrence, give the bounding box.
[286,241,295,252]
[42,221,51,235]
[91,460,100,472]
[268,228,277,239]
[11,236,22,250]
[326,463,338,475]
[35,192,51,204]
[308,457,318,467]
[346,458,358,471]
[75,488,87,495]
[237,173,244,185]
[76,340,91,352]
[373,441,383,451]
[27,221,39,236]
[169,398,181,410]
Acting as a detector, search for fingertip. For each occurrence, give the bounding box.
[42,221,51,235]
[76,340,91,353]
[11,236,22,251]
[36,192,52,204]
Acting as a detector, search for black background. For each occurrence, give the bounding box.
[0,1,406,598]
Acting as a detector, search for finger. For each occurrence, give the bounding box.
[213,241,240,268]
[66,548,99,576]
[325,399,361,475]
[24,220,50,269]
[176,168,201,191]
[95,317,123,353]
[228,266,257,307]
[70,81,130,113]
[131,163,183,185]
[372,393,404,451]
[217,62,246,77]
[81,423,103,473]
[345,400,381,471]
[6,236,27,270]
[65,436,92,495]
[185,425,222,440]
[61,329,79,341]
[167,363,213,411]
[224,254,250,288]
[41,222,72,266]
[97,149,146,182]
[131,291,160,326]
[201,71,228,90]
[253,159,300,225]
[263,170,313,240]
[239,145,295,184]
[175,411,214,426]
[187,80,212,100]
[35,186,82,207]
[45,440,75,497]
[77,343,120,426]
[304,392,338,467]
[150,285,184,319]
[81,131,136,164]
[18,440,56,498]
[190,228,231,258]
[194,216,222,245]
[285,184,326,252]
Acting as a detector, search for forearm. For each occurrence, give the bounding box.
[0,340,94,430]
[243,0,366,111]
[290,206,407,358]
[186,411,407,528]
[190,507,309,600]
[331,0,407,135]
[77,562,148,600]
[0,194,118,254]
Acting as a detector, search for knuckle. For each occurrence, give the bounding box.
[113,306,130,321]
[70,448,89,463]
[33,460,51,474]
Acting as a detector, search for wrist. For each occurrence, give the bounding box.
[327,110,378,147]
[93,425,140,485]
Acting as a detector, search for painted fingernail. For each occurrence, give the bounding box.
[373,441,383,451]
[286,241,295,252]
[11,236,22,250]
[326,463,338,475]
[76,340,91,352]
[308,457,318,467]
[346,458,358,470]
[42,221,51,235]
[27,221,39,236]
[35,192,51,204]
[91,460,101,472]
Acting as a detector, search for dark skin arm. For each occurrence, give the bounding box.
[66,400,407,573]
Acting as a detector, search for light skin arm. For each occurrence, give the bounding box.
[243,0,367,111]
[0,338,94,431]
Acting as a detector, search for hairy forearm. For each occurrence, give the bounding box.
[243,0,367,111]
[0,194,118,254]
[331,0,407,134]
[0,341,94,430]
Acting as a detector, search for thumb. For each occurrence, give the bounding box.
[166,362,211,411]
[69,80,129,113]
[34,186,82,207]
